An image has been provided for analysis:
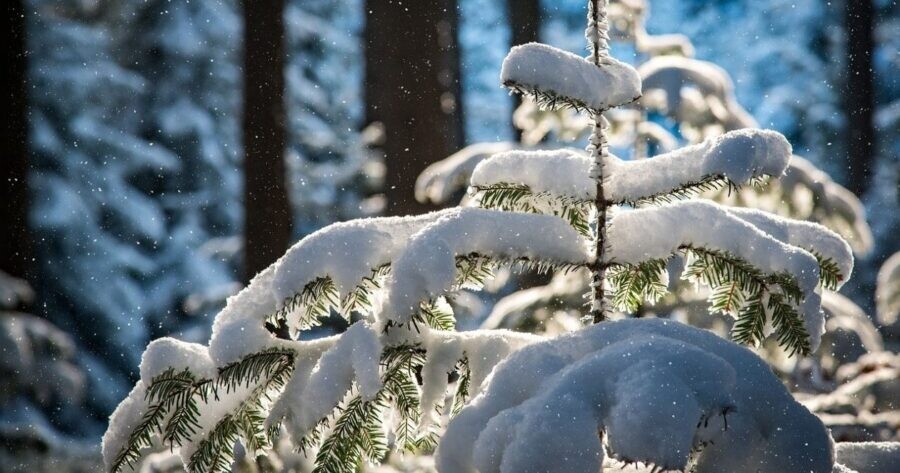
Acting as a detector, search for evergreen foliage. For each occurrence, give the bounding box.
[104,1,855,471]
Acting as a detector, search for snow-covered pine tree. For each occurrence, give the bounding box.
[103,2,853,472]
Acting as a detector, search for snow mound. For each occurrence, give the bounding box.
[834,442,900,473]
[501,42,641,111]
[437,319,833,473]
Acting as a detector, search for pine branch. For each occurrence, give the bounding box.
[680,246,811,355]
[268,265,392,331]
[768,293,812,356]
[607,259,669,313]
[414,297,457,331]
[471,183,592,236]
[451,357,471,417]
[503,80,593,113]
[187,350,295,473]
[312,345,428,472]
[813,253,843,291]
[454,253,585,293]
[109,396,170,472]
[629,175,739,206]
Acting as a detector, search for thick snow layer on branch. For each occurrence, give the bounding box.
[436,319,833,473]
[208,211,456,365]
[781,156,873,254]
[606,201,820,290]
[102,381,149,472]
[272,211,457,309]
[727,207,853,285]
[501,42,641,110]
[139,338,217,382]
[834,442,900,473]
[381,208,591,323]
[283,322,381,438]
[416,142,516,205]
[470,149,592,200]
[876,252,900,325]
[605,129,791,203]
[606,200,825,348]
[414,327,541,429]
[639,56,755,131]
[468,129,791,205]
[103,340,217,471]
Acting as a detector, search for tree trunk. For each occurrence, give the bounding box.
[3,0,33,284]
[507,0,541,139]
[365,0,464,216]
[843,0,875,196]
[242,0,292,282]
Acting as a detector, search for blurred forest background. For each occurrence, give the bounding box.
[2,0,898,469]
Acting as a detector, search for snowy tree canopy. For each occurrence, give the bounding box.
[103,1,855,472]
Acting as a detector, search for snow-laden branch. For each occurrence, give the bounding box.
[876,252,900,326]
[415,142,516,205]
[726,206,853,287]
[605,200,826,350]
[605,129,791,203]
[381,208,592,323]
[437,319,833,473]
[780,156,874,254]
[501,42,641,112]
[470,129,791,205]
[639,56,756,132]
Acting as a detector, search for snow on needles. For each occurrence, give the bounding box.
[436,319,834,473]
[501,42,641,111]
[606,200,826,349]
[470,129,791,205]
[381,207,592,323]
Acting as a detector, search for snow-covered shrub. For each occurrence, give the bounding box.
[103,2,852,472]
[437,318,833,473]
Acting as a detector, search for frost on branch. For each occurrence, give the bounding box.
[639,56,756,138]
[501,42,641,111]
[437,319,834,473]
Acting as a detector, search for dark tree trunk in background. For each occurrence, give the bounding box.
[365,0,464,216]
[843,0,876,196]
[3,0,33,284]
[508,0,541,139]
[242,0,292,283]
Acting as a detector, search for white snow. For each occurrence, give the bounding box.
[272,210,460,317]
[876,252,900,325]
[102,381,150,472]
[468,129,792,205]
[726,206,854,286]
[501,42,641,111]
[139,338,217,382]
[286,322,382,438]
[380,208,592,323]
[436,319,834,473]
[416,142,516,205]
[605,200,825,348]
[604,128,792,203]
[470,149,593,201]
[639,56,755,131]
[834,442,900,473]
